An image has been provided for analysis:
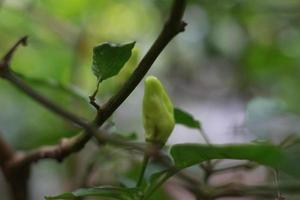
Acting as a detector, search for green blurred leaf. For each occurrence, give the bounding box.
[148,188,172,200]
[145,154,173,183]
[45,186,138,200]
[92,42,135,81]
[144,142,300,197]
[171,143,282,169]
[174,107,201,129]
[144,169,175,200]
[280,141,300,178]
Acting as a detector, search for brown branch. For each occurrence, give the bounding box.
[1,36,27,67]
[95,0,187,126]
[0,37,92,132]
[10,132,91,166]
[0,0,186,166]
[203,182,300,199]
[0,131,29,200]
[2,71,92,131]
[20,0,186,163]
[4,161,30,200]
[0,37,26,77]
[0,1,186,200]
[0,132,14,167]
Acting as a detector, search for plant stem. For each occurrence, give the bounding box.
[136,154,150,188]
[143,170,177,200]
[89,79,102,110]
[199,128,211,145]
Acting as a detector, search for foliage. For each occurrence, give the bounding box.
[92,42,135,81]
[1,1,300,200]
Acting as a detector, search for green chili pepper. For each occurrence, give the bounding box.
[142,76,175,147]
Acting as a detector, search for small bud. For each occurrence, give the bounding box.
[142,76,175,147]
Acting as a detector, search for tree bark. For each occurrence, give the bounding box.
[4,164,30,200]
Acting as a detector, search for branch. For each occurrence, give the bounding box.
[204,182,300,199]
[0,131,29,200]
[1,36,27,67]
[0,37,91,131]
[95,0,187,125]
[11,132,91,166]
[5,71,93,130]
[212,162,257,174]
[23,0,187,162]
[0,0,187,166]
[15,73,87,102]
[0,131,14,167]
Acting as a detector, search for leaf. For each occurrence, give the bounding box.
[144,153,173,183]
[170,143,283,169]
[147,188,173,200]
[144,169,175,200]
[45,186,138,200]
[174,107,201,129]
[144,142,300,196]
[92,42,135,81]
[279,141,300,178]
[145,143,283,199]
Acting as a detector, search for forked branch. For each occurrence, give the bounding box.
[0,0,187,166]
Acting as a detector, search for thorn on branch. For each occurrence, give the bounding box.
[180,21,188,32]
[1,36,28,67]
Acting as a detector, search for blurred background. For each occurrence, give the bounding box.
[1,0,300,199]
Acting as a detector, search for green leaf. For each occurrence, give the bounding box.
[174,107,201,129]
[144,154,173,183]
[145,143,283,199]
[170,143,283,169]
[144,170,175,200]
[279,141,300,178]
[144,142,300,197]
[45,186,138,200]
[92,42,135,81]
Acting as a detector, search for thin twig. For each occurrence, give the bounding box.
[3,71,92,130]
[15,73,87,102]
[1,36,27,66]
[89,79,101,110]
[1,37,91,131]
